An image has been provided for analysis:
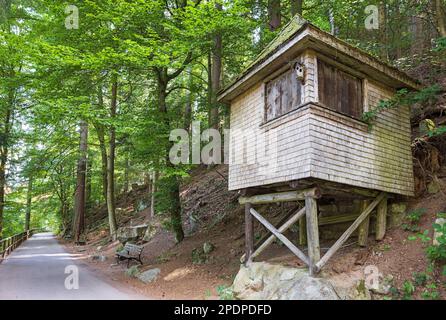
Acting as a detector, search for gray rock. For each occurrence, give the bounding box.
[142,224,158,242]
[287,276,339,300]
[203,241,215,254]
[125,265,140,277]
[370,274,393,295]
[117,224,148,244]
[389,202,408,227]
[427,181,441,194]
[137,268,161,284]
[91,255,107,262]
[232,262,339,300]
[135,199,149,212]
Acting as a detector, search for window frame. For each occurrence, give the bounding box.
[263,66,304,124]
[316,56,365,121]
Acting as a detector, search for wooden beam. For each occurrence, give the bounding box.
[305,195,320,276]
[316,192,386,271]
[299,216,307,246]
[244,207,306,262]
[358,200,371,247]
[375,194,388,241]
[319,213,361,226]
[239,188,320,205]
[249,208,309,265]
[245,203,254,265]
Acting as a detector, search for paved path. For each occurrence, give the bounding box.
[0,233,145,300]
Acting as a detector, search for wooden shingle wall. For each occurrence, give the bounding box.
[228,82,312,191]
[228,51,414,196]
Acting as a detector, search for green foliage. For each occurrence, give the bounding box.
[421,283,440,300]
[426,222,446,264]
[408,229,431,244]
[433,37,446,52]
[216,285,234,300]
[1,0,445,249]
[428,126,446,138]
[402,208,426,233]
[362,85,442,125]
[401,280,415,300]
[412,271,429,287]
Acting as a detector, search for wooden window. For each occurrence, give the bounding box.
[317,59,363,119]
[265,69,302,122]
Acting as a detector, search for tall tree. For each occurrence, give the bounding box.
[436,0,446,37]
[25,176,32,232]
[290,0,303,16]
[107,77,118,240]
[73,120,88,243]
[268,0,282,31]
[209,2,223,131]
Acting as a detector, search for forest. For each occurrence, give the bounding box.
[0,0,445,251]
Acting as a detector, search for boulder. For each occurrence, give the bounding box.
[117,224,148,244]
[427,181,441,194]
[389,202,408,227]
[137,268,161,284]
[232,262,339,300]
[203,241,215,254]
[370,274,393,295]
[142,224,158,242]
[90,255,107,262]
[135,199,150,213]
[287,276,340,300]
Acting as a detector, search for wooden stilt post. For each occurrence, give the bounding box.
[358,200,371,247]
[299,216,307,246]
[305,195,320,276]
[245,203,254,265]
[375,194,387,241]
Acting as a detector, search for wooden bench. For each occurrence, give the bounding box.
[116,243,144,267]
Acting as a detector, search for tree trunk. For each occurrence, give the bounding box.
[184,69,193,132]
[436,0,446,37]
[95,87,108,202]
[290,0,303,16]
[94,123,108,202]
[123,151,129,193]
[209,2,222,130]
[156,69,184,243]
[268,0,282,31]
[25,176,33,231]
[329,8,336,35]
[150,171,158,218]
[0,143,7,240]
[73,120,88,243]
[0,84,14,239]
[379,2,389,61]
[107,78,118,240]
[85,151,92,208]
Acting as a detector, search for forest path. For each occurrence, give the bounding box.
[0,232,145,300]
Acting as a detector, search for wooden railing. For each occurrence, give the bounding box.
[0,229,36,260]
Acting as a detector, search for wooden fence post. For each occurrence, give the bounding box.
[305,195,320,276]
[358,200,371,247]
[375,194,388,241]
[245,203,254,265]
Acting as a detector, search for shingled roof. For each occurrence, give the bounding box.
[218,14,421,104]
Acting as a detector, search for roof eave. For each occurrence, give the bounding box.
[219,24,422,105]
